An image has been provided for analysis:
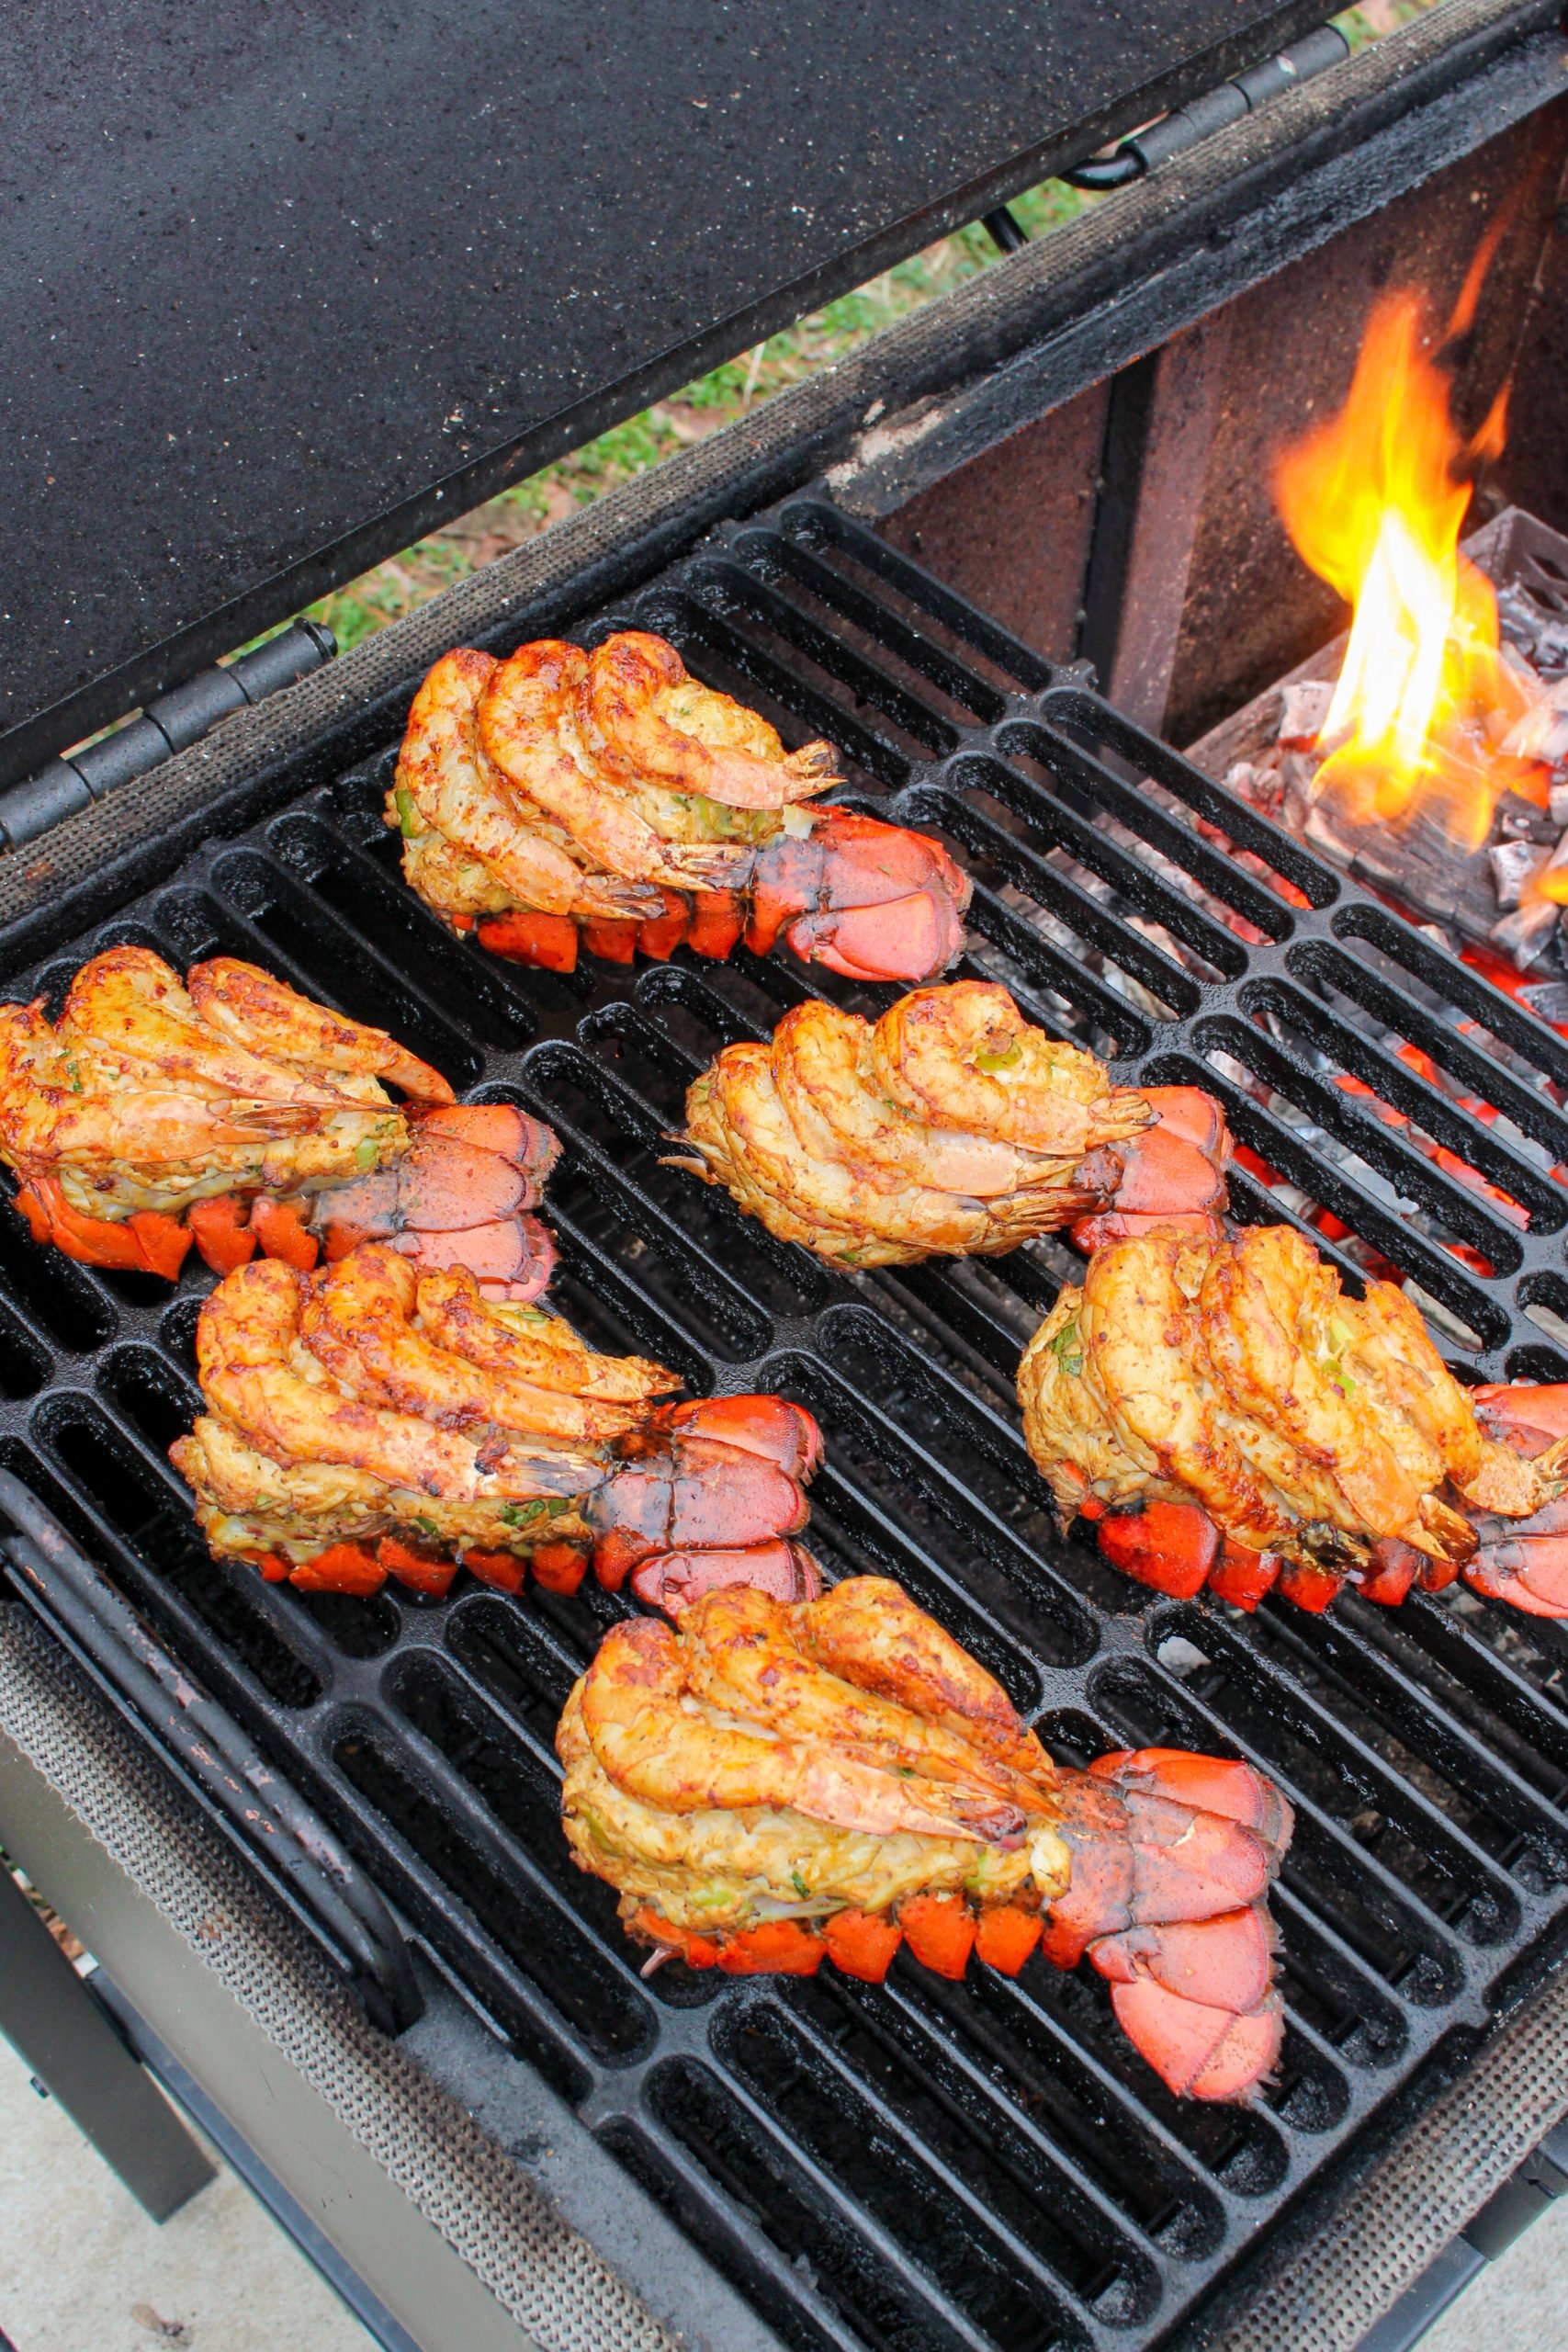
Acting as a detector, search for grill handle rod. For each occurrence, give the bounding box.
[0,619,336,855]
[0,1471,421,2035]
[1058,23,1350,195]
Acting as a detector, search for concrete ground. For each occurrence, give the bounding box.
[1423,2193,1568,2352]
[1,1998,1564,2352]
[0,2028,375,2352]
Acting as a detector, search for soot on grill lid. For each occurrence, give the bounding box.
[0,0,1347,791]
[6,502,1568,2352]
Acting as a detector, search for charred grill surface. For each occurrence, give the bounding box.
[4,502,1568,2352]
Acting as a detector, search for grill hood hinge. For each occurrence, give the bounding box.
[0,620,336,856]
[982,16,1351,243]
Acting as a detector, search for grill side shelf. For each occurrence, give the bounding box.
[0,1471,422,2036]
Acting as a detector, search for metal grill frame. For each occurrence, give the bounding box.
[4,497,1568,2352]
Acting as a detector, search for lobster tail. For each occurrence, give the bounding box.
[1069,1088,1233,1252]
[1044,1747,1291,2102]
[747,807,971,981]
[587,1396,824,1609]
[309,1102,558,1301]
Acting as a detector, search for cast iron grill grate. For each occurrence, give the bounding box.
[6,497,1568,2352]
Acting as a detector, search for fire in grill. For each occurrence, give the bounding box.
[1198,277,1568,1001]
[6,502,1568,2352]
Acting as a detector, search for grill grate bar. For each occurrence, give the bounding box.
[606,2098,912,2352]
[754,1985,1117,2327]
[1292,938,1568,1153]
[994,723,1303,944]
[1193,1614,1539,1930]
[683,559,966,758]
[774,507,1055,695]
[7,494,1568,2352]
[922,792,1208,1012]
[968,1958,1292,2211]
[725,532,1013,726]
[651,594,919,789]
[1186,1057,1502,1350]
[1234,983,1564,1231]
[858,1970,1212,2277]
[1271,1605,1568,1871]
[949,881,1155,1057]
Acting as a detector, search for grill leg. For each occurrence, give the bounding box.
[0,1860,215,2221]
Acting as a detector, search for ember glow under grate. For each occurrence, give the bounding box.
[6,502,1568,2352]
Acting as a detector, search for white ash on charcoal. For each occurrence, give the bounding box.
[1496,580,1568,679]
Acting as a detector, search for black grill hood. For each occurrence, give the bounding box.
[0,0,1341,793]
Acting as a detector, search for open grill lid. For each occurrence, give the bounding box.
[0,0,1344,793]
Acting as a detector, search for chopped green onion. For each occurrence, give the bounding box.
[499,1500,548,1531]
[411,1515,441,1539]
[393,784,421,838]
[689,1882,733,1912]
[355,1138,378,1170]
[791,1871,810,1900]
[975,1039,1022,1073]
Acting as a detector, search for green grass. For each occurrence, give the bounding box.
[306,2,1441,654]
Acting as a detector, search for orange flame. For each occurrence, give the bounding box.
[1274,292,1534,850]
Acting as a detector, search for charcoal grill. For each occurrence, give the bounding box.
[7,6,1568,2351]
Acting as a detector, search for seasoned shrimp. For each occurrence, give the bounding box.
[773,997,1122,1198]
[582,632,840,811]
[873,981,1148,1158]
[413,1266,679,1403]
[796,1576,1055,1784]
[477,641,751,891]
[1078,1235,1291,1549]
[1022,1224,1568,1583]
[683,1584,1040,1802]
[186,958,454,1105]
[579,1615,1027,1839]
[197,1255,602,1500]
[393,650,659,921]
[298,1245,643,1442]
[673,980,1210,1272]
[60,946,353,1108]
[686,1045,1005,1259]
[1200,1226,1421,1539]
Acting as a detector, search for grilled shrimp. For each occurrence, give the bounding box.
[560,1581,1292,2101]
[1021,1223,1568,1622]
[413,1266,680,1403]
[581,631,840,811]
[478,639,751,891]
[186,958,454,1105]
[688,1044,1021,1256]
[298,1245,645,1442]
[674,981,1224,1271]
[579,1615,1027,1840]
[62,946,353,1108]
[394,650,657,921]
[1199,1225,1422,1538]
[797,1575,1054,1784]
[872,981,1148,1159]
[197,1255,602,1500]
[772,999,1098,1198]
[683,1585,1040,1802]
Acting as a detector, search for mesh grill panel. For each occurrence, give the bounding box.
[0,1606,679,2352]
